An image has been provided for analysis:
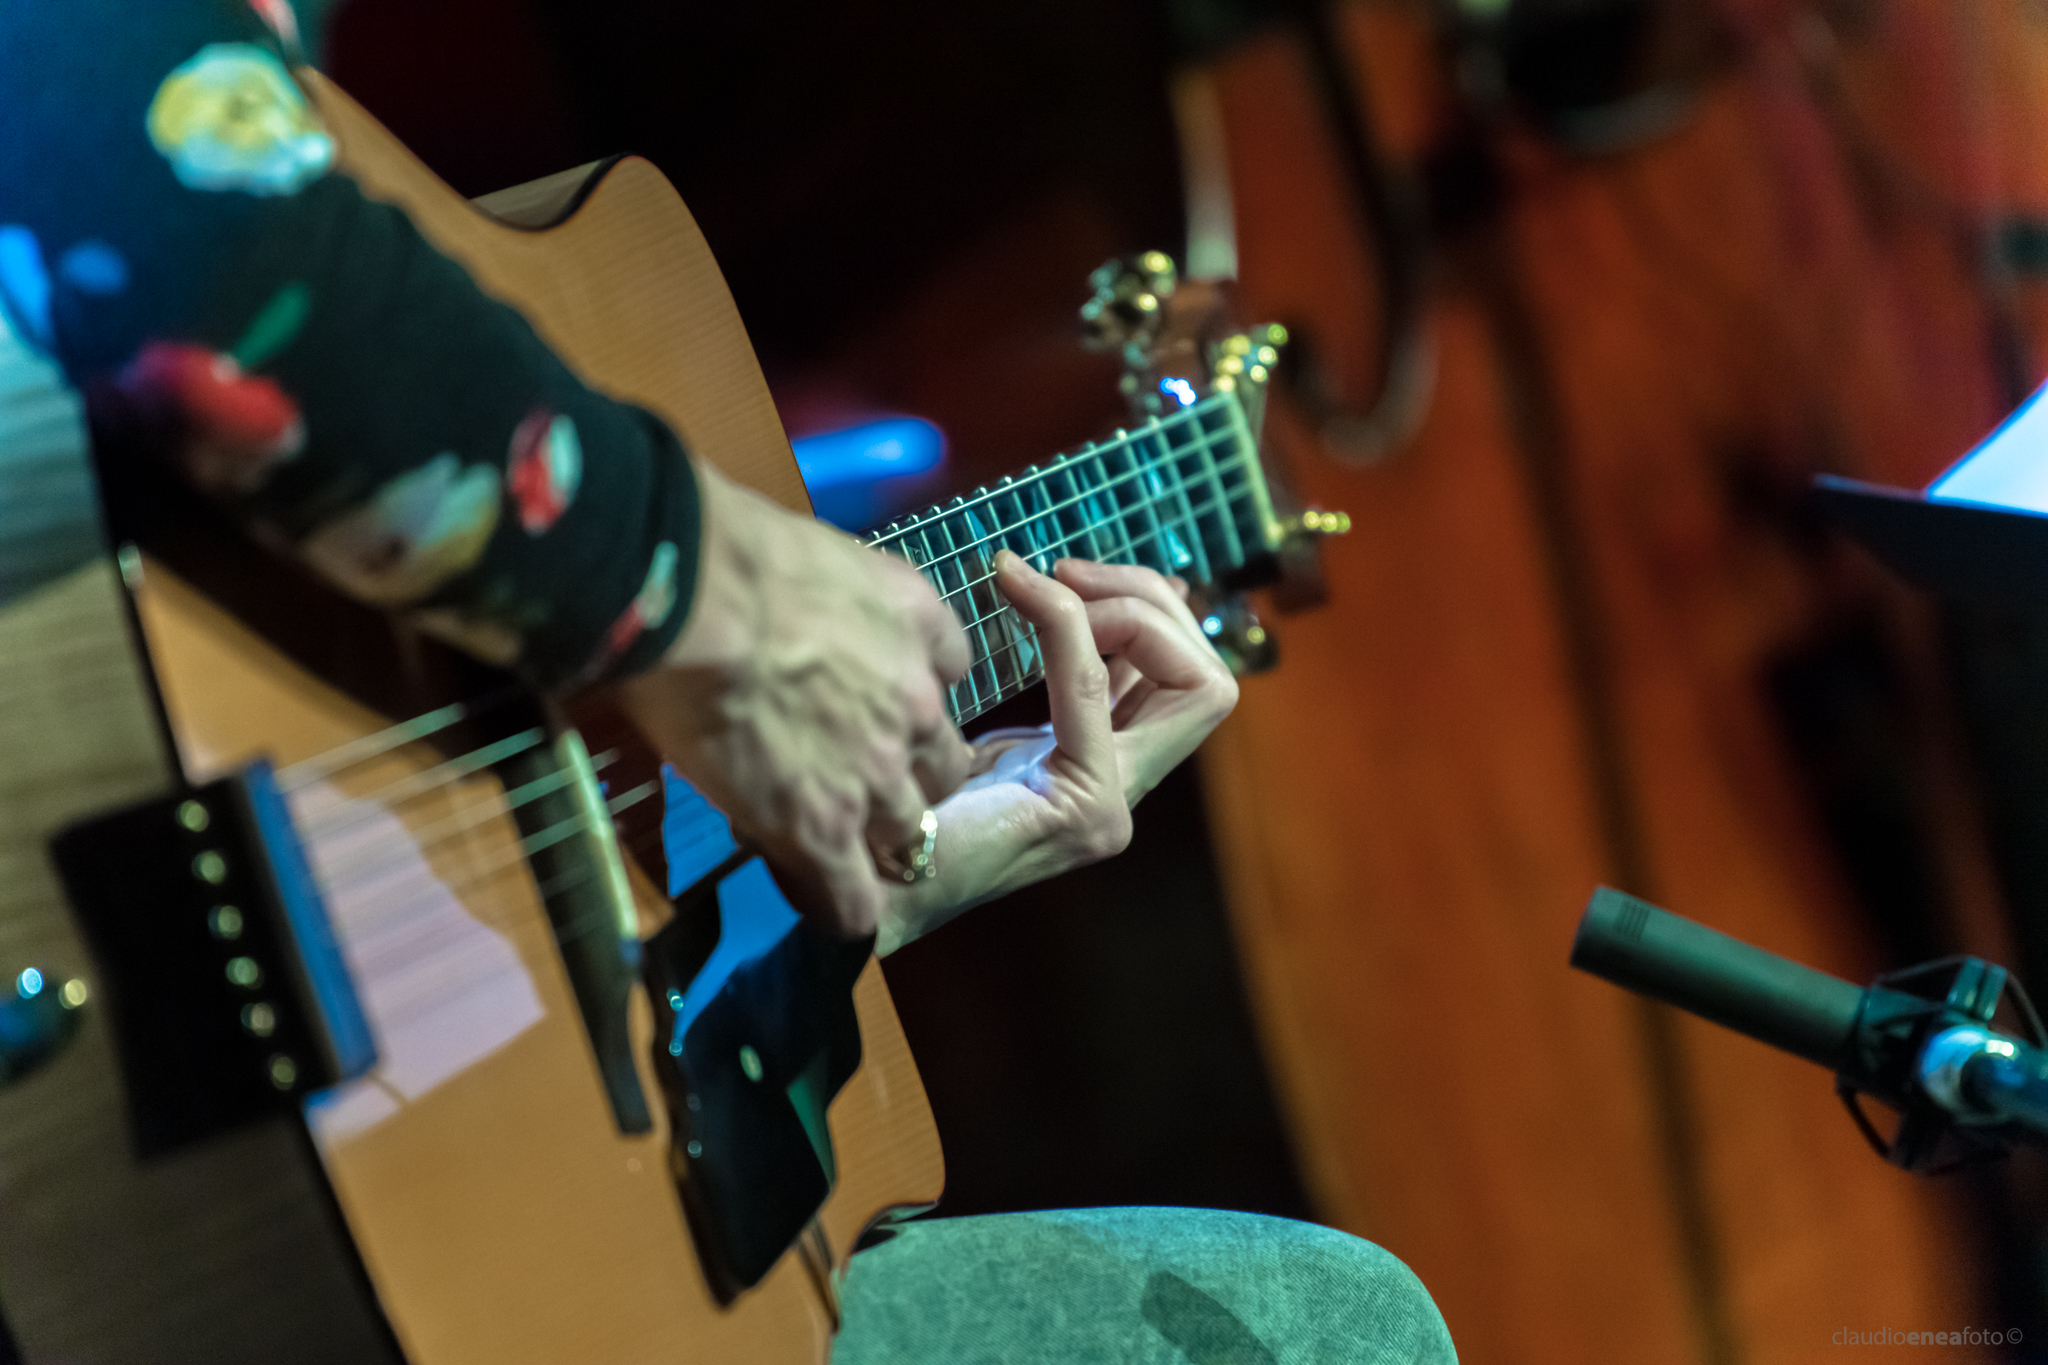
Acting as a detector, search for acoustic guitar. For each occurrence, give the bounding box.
[0,74,1317,1365]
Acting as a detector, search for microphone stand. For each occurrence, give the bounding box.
[1573,886,2048,1172]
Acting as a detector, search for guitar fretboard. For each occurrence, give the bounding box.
[864,391,1274,726]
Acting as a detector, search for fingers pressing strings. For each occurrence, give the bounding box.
[1077,596,1225,695]
[990,550,1118,777]
[1053,558,1215,652]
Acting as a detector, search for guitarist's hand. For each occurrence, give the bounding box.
[616,462,974,937]
[875,550,1238,954]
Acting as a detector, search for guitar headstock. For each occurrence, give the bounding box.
[1079,253,1347,675]
[1080,251,1180,377]
[1080,253,1287,433]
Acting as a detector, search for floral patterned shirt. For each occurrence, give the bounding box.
[0,0,701,688]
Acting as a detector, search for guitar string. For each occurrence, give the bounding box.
[935,454,1261,718]
[942,544,1231,721]
[924,479,1250,612]
[373,783,659,919]
[269,409,1251,788]
[926,489,1252,722]
[293,575,1166,957]
[268,489,1247,934]
[875,444,1251,574]
[269,402,1260,941]
[303,753,632,895]
[274,702,473,791]
[867,437,1245,563]
[948,623,1046,724]
[907,448,1255,608]
[925,486,1249,636]
[302,778,663,953]
[862,393,1241,543]
[292,728,550,840]
[256,476,1248,833]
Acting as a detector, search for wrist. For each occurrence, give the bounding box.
[659,459,768,672]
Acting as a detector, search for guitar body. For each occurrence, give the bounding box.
[0,75,940,1365]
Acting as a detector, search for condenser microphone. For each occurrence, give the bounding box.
[1572,887,2048,1170]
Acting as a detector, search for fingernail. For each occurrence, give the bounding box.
[995,548,1033,575]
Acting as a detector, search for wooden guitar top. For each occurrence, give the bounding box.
[124,74,941,1365]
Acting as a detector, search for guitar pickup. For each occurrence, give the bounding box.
[49,763,375,1157]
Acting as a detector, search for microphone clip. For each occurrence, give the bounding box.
[1837,956,2048,1173]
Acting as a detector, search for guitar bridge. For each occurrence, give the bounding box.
[49,763,375,1156]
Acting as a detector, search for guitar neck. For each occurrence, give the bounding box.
[863,389,1279,726]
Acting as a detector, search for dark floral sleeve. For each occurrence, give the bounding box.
[0,0,701,689]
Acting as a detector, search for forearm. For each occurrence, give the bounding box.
[4,0,703,688]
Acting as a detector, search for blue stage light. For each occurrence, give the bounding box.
[792,416,945,489]
[791,415,948,531]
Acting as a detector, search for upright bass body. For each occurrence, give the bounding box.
[1187,7,2017,1363]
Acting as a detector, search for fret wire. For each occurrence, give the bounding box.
[869,437,1148,555]
[1217,388,1281,549]
[864,396,1232,552]
[912,519,939,583]
[937,503,1228,632]
[1052,462,1101,563]
[1190,418,1238,576]
[1189,405,1248,567]
[937,509,993,718]
[1122,437,1155,564]
[956,503,992,705]
[887,444,1251,573]
[968,498,1024,701]
[888,445,1220,639]
[1078,445,1116,567]
[1064,448,1104,566]
[961,617,1071,715]
[1118,435,1172,576]
[931,486,1244,614]
[947,620,1047,725]
[897,448,1245,589]
[920,509,968,717]
[1152,426,1213,582]
[867,433,1247,568]
[944,519,1207,637]
[931,459,1174,722]
[1171,417,1223,578]
[980,621,1039,677]
[863,392,1268,721]
[946,609,1032,671]
[1064,453,1106,565]
[1094,446,1142,568]
[1018,472,1055,564]
[986,507,1028,703]
[1002,482,1052,692]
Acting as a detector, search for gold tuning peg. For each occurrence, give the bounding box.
[1283,508,1352,537]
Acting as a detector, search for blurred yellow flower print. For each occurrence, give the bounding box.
[302,454,502,606]
[147,43,334,196]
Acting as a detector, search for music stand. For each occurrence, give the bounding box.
[1816,378,2048,604]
